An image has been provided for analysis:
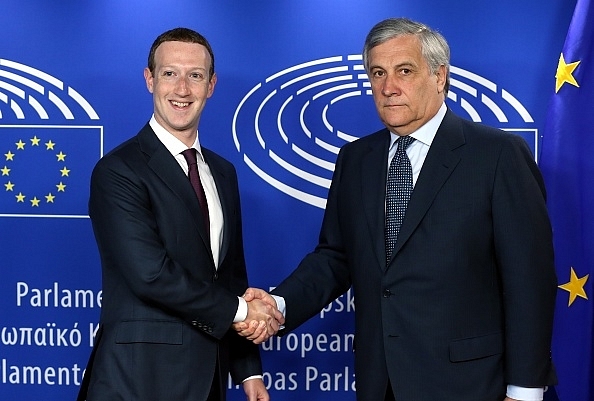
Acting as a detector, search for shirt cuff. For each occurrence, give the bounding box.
[233,296,248,323]
[242,375,263,383]
[506,385,544,401]
[271,295,286,317]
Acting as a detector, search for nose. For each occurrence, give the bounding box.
[381,75,400,97]
[175,76,190,95]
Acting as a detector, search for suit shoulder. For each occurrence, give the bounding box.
[202,147,237,173]
[340,128,388,152]
[93,135,142,171]
[457,115,528,147]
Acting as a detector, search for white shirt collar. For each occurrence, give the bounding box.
[390,102,447,147]
[149,115,205,162]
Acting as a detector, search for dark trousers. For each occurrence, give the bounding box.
[207,368,221,401]
[385,380,396,401]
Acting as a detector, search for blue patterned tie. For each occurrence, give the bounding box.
[385,135,415,266]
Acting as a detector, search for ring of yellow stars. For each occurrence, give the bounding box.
[2,136,70,207]
[558,267,589,307]
[555,53,580,93]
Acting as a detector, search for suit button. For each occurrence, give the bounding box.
[383,289,392,298]
[212,272,218,281]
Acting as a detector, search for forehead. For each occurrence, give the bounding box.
[369,35,424,67]
[154,41,211,69]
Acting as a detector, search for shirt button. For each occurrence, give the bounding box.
[383,289,392,298]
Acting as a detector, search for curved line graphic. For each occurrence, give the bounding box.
[28,95,49,119]
[0,59,99,120]
[48,92,74,119]
[450,78,477,97]
[460,97,480,122]
[0,81,25,98]
[244,154,327,208]
[233,56,536,209]
[255,89,276,149]
[281,66,348,90]
[292,144,334,171]
[277,95,292,144]
[233,82,261,151]
[502,90,533,122]
[11,99,24,119]
[269,150,331,188]
[266,56,343,82]
[68,88,99,120]
[299,101,311,138]
[297,75,352,96]
[322,104,332,132]
[0,70,44,94]
[1,59,63,89]
[481,93,507,122]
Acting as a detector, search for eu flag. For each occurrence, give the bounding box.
[540,0,594,400]
[0,125,101,217]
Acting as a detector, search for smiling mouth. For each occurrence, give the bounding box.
[171,100,190,108]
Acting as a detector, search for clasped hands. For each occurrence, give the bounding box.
[234,288,283,344]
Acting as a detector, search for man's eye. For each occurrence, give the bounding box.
[163,71,174,77]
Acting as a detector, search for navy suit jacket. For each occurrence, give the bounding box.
[78,123,261,401]
[273,109,557,401]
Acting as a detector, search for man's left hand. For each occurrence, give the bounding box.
[243,378,269,401]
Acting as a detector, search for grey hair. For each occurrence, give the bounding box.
[362,17,450,94]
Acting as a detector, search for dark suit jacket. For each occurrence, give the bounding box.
[272,109,557,401]
[78,123,261,401]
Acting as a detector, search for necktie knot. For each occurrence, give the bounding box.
[181,148,198,166]
[397,135,415,152]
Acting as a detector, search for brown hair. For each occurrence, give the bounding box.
[147,27,215,79]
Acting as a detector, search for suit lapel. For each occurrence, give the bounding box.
[137,124,213,259]
[391,110,465,258]
[362,130,391,270]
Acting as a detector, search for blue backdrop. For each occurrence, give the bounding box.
[0,1,583,400]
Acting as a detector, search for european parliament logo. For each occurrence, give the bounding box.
[233,55,537,209]
[0,59,102,218]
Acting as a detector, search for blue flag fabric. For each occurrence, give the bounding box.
[540,0,594,400]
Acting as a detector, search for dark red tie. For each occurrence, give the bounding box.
[181,148,210,241]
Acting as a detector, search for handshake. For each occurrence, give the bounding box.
[234,288,284,344]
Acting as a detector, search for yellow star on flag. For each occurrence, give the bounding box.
[555,53,580,93]
[15,192,25,202]
[16,140,26,150]
[558,267,589,306]
[1,166,9,176]
[30,197,40,207]
[60,167,70,177]
[56,151,66,161]
[4,151,14,161]
[4,181,14,191]
[46,140,55,150]
[30,136,41,146]
[45,193,55,203]
[56,182,66,192]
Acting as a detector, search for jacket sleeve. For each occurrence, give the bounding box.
[492,134,557,386]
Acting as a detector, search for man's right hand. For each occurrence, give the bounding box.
[234,288,284,344]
